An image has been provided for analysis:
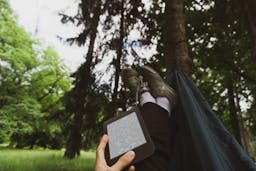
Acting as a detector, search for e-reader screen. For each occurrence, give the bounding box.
[107,112,146,159]
[103,107,155,165]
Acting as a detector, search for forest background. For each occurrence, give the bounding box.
[0,0,256,170]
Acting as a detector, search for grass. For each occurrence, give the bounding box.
[0,147,95,171]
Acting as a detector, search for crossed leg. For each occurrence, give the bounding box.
[135,92,171,171]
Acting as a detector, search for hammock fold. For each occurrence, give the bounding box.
[166,69,256,171]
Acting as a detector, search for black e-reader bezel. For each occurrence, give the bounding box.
[103,106,155,166]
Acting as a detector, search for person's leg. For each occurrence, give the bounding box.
[140,92,156,105]
[122,67,174,171]
[134,92,171,171]
[156,97,171,116]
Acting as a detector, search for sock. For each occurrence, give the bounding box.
[156,97,171,116]
[140,91,156,106]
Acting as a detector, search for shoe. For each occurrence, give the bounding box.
[122,68,150,104]
[138,65,177,109]
[122,68,140,93]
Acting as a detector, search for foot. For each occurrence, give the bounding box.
[138,66,177,109]
[122,68,140,93]
[122,68,149,93]
[122,68,150,105]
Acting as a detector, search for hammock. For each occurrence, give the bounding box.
[165,69,256,171]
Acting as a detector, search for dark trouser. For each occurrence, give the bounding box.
[135,102,170,171]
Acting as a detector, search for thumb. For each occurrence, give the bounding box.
[111,151,135,170]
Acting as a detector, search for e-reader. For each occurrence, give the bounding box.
[103,106,155,166]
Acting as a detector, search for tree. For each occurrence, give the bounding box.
[240,0,256,63]
[61,0,103,158]
[164,0,192,74]
[183,0,256,152]
[59,0,256,159]
[61,0,148,158]
[140,0,256,153]
[0,0,71,148]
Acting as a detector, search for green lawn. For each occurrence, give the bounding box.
[0,148,95,171]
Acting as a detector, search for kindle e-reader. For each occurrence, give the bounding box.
[103,107,155,166]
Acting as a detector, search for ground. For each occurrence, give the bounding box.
[0,146,95,171]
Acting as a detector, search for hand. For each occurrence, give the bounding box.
[95,135,136,171]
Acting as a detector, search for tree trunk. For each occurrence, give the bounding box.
[164,0,192,75]
[107,0,125,119]
[64,4,100,159]
[235,90,249,152]
[240,0,256,63]
[227,80,242,145]
[64,112,83,158]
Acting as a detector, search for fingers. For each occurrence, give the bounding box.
[96,134,108,162]
[127,165,135,171]
[111,151,135,170]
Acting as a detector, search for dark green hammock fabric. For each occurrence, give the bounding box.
[166,69,256,171]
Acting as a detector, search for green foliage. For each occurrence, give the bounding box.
[1,0,256,160]
[0,0,71,148]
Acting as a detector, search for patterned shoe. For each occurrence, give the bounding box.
[122,68,140,93]
[122,68,150,104]
[138,65,177,109]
